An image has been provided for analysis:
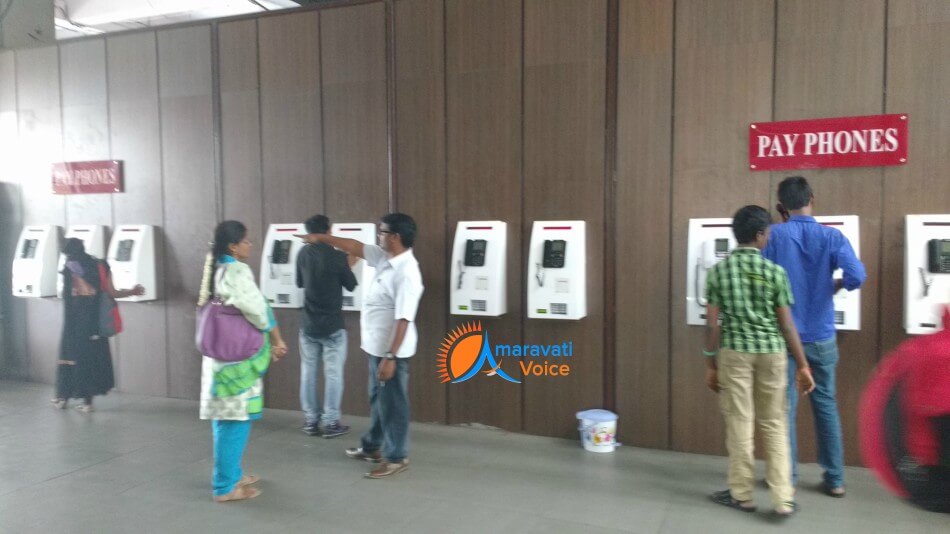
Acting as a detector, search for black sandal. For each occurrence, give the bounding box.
[710,490,756,512]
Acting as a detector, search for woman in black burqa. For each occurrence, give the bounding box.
[52,238,144,412]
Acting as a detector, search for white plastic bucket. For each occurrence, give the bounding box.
[576,409,618,453]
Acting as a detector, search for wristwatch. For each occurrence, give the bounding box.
[385,352,397,361]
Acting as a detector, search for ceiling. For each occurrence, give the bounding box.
[53,0,316,39]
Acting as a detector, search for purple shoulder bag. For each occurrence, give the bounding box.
[195,264,264,362]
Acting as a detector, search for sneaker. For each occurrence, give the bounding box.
[321,421,350,439]
[365,459,410,479]
[301,422,322,436]
[345,447,381,463]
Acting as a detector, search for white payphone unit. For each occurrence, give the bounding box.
[450,221,507,316]
[57,225,107,298]
[260,223,306,309]
[107,224,157,301]
[527,221,586,320]
[12,225,61,298]
[686,218,736,326]
[905,214,950,334]
[815,215,861,331]
[330,222,376,312]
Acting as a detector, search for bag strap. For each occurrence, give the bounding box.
[97,261,109,294]
[212,263,229,300]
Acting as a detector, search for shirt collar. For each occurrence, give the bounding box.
[730,247,760,255]
[385,248,415,269]
[789,215,816,223]
[218,255,237,264]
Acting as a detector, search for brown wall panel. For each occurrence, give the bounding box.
[16,46,65,385]
[522,0,606,438]
[108,32,168,396]
[394,0,448,423]
[60,40,113,228]
[158,26,216,400]
[445,0,524,432]
[670,0,775,454]
[321,3,389,418]
[258,11,324,410]
[772,0,886,466]
[880,2,950,356]
[219,20,264,275]
[615,0,673,448]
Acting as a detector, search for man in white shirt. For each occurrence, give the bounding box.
[302,213,424,478]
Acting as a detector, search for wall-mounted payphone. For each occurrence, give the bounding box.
[450,221,507,316]
[107,224,157,301]
[260,223,306,308]
[527,221,586,320]
[905,214,950,334]
[57,225,107,298]
[815,215,861,331]
[686,218,736,326]
[12,225,61,298]
[330,223,376,312]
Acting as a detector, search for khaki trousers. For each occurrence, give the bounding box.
[717,348,794,505]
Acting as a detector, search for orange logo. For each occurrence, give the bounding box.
[436,322,520,383]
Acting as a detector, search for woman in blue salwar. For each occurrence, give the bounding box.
[197,221,288,502]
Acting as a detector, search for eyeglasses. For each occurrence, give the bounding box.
[377,230,394,236]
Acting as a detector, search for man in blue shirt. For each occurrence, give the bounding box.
[762,176,866,498]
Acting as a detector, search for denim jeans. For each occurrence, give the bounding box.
[299,329,347,426]
[787,337,845,488]
[361,356,410,462]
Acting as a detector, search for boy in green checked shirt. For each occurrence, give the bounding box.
[703,205,815,517]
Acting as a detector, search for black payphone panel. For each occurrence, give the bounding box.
[542,240,566,268]
[464,239,487,267]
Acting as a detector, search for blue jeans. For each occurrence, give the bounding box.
[212,420,252,496]
[787,337,845,488]
[299,329,347,425]
[361,356,410,462]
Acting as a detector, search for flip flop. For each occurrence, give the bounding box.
[214,485,261,503]
[238,474,259,487]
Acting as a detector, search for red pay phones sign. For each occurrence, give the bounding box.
[749,114,908,171]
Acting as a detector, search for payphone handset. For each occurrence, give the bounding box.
[928,239,950,274]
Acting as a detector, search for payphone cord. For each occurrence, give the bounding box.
[919,267,933,298]
[456,260,466,290]
[536,263,545,287]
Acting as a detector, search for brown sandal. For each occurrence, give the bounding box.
[238,474,259,487]
[213,485,261,503]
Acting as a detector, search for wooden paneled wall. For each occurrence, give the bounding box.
[2,0,948,464]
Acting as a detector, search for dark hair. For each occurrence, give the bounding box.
[206,220,247,297]
[777,176,813,211]
[381,212,416,248]
[63,237,87,260]
[305,214,330,235]
[732,205,772,244]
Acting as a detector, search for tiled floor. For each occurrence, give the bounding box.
[0,380,946,533]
